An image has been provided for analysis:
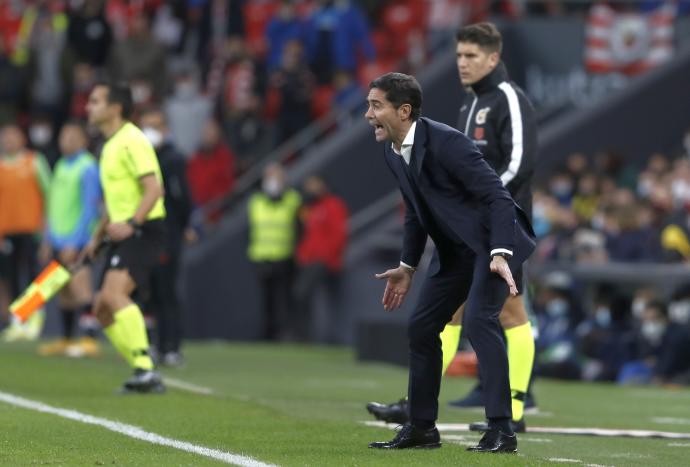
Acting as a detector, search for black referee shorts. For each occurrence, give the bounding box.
[100,220,166,299]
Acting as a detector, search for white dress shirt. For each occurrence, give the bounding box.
[391,121,416,165]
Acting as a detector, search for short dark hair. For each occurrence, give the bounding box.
[97,81,133,119]
[456,22,502,55]
[369,72,422,121]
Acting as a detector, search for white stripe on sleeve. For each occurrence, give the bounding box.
[497,82,523,186]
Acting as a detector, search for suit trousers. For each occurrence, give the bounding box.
[407,249,512,423]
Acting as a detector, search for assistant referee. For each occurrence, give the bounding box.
[85,81,166,393]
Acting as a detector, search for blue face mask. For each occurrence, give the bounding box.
[546,298,568,318]
[595,307,611,327]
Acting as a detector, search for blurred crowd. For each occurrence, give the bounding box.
[532,129,690,265]
[528,127,690,386]
[533,274,690,387]
[0,0,487,175]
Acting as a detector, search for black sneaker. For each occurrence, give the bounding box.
[366,397,410,424]
[448,384,484,408]
[121,369,166,394]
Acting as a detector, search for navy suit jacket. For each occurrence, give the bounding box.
[383,117,535,272]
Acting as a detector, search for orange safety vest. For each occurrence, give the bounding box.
[0,152,44,236]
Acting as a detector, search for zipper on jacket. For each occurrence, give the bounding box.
[464,96,478,135]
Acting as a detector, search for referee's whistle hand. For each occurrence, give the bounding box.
[107,222,135,242]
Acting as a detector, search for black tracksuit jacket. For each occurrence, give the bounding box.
[457,62,537,217]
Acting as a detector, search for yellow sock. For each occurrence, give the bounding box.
[505,322,535,421]
[114,304,154,370]
[440,324,461,375]
[103,320,134,366]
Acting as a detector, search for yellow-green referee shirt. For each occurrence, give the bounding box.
[100,122,166,223]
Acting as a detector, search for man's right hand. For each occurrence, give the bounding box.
[375,266,414,311]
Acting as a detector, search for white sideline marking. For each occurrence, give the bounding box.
[0,391,274,467]
[362,420,690,439]
[164,377,215,395]
[548,459,581,463]
[668,442,690,447]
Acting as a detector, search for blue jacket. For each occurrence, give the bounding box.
[383,117,535,271]
[305,3,375,72]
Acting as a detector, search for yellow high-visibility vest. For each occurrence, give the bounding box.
[247,190,301,262]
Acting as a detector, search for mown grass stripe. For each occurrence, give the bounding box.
[0,390,275,467]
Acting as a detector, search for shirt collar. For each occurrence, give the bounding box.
[391,120,417,163]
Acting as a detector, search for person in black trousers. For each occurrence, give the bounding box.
[365,73,535,452]
[139,107,193,367]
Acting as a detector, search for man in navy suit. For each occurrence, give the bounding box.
[366,72,535,453]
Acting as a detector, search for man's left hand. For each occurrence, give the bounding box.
[490,255,517,296]
[106,222,135,242]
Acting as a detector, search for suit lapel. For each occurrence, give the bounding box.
[410,118,427,177]
[386,146,420,215]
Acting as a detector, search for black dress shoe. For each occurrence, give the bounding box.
[369,423,441,449]
[466,428,517,453]
[469,418,526,433]
[366,397,410,424]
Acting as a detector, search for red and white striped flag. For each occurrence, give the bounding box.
[585,2,675,75]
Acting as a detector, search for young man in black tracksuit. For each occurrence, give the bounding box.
[367,22,538,434]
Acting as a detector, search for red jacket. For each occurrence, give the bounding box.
[186,143,235,205]
[296,194,349,271]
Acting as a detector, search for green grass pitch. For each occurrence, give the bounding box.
[1,341,690,466]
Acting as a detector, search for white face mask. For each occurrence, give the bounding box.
[641,320,666,344]
[262,177,283,197]
[669,301,690,325]
[131,84,152,104]
[142,127,163,149]
[595,307,611,327]
[632,298,647,320]
[29,125,52,146]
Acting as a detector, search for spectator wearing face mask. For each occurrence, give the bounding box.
[139,107,193,367]
[534,277,582,380]
[164,65,212,158]
[27,115,59,166]
[619,300,690,385]
[247,163,301,340]
[577,292,636,382]
[293,176,348,342]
